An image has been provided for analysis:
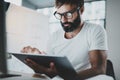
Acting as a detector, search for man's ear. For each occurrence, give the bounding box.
[80,6,84,14]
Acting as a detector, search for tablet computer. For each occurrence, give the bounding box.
[10,53,80,80]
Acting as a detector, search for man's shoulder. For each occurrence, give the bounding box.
[84,22,101,28]
[84,22,104,32]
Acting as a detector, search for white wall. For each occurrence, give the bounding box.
[106,0,120,80]
[6,4,49,53]
[5,0,22,6]
[6,4,49,73]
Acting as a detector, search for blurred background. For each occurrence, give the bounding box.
[4,0,120,80]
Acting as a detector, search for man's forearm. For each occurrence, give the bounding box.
[77,67,105,80]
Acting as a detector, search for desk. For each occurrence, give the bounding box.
[0,71,114,80]
[0,71,50,80]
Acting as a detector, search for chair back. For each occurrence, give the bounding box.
[106,60,116,80]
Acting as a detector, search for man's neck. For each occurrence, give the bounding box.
[65,22,84,39]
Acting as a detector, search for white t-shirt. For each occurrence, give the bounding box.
[47,22,108,76]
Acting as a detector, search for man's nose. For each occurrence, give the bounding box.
[61,15,68,22]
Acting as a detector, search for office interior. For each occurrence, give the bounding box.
[2,0,120,80]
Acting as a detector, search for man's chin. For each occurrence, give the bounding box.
[61,25,72,32]
[63,26,69,29]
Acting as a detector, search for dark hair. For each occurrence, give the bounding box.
[55,0,84,8]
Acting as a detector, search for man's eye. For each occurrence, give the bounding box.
[55,13,61,19]
[66,13,72,17]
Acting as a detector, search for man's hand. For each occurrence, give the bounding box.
[21,46,57,77]
[46,62,58,78]
[21,46,45,54]
[24,59,58,78]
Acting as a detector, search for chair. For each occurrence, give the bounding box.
[106,60,116,80]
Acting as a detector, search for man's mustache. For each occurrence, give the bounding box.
[62,22,73,25]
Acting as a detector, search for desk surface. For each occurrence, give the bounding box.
[0,71,50,80]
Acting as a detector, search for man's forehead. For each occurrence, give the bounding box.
[56,4,77,13]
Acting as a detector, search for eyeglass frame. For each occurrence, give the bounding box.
[54,7,80,20]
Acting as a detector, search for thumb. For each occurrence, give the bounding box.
[50,62,55,69]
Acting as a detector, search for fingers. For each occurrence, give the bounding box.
[21,46,32,53]
[50,62,55,70]
[32,73,46,78]
[24,59,35,68]
[24,59,47,73]
[32,48,41,54]
[49,62,58,74]
[45,62,58,78]
[21,46,42,54]
[24,58,41,73]
[24,59,57,77]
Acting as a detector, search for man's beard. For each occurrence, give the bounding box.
[60,12,81,32]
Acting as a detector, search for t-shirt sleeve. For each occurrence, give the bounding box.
[88,25,108,51]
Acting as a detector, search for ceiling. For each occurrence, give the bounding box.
[22,0,97,9]
[22,0,55,9]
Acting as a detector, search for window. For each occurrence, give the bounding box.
[37,0,106,34]
[5,0,22,6]
[83,0,106,28]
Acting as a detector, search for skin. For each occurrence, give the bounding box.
[21,4,107,80]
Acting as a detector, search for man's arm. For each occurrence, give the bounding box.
[21,46,58,78]
[25,59,58,78]
[77,50,107,80]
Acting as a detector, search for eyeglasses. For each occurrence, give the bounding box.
[54,7,80,20]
